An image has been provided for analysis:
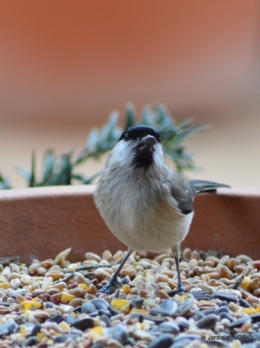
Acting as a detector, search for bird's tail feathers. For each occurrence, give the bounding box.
[189,179,230,194]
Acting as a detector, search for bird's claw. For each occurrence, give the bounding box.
[177,284,185,295]
[98,279,118,294]
[98,276,129,295]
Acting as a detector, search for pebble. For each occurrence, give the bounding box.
[22,336,38,346]
[48,314,64,323]
[219,312,235,322]
[149,307,170,317]
[158,321,179,334]
[216,306,230,314]
[66,313,77,325]
[213,291,238,303]
[240,298,252,308]
[71,317,95,330]
[170,337,193,348]
[173,295,194,316]
[81,301,97,314]
[0,248,259,347]
[147,333,174,348]
[0,321,16,337]
[196,313,219,329]
[130,296,144,309]
[160,299,178,316]
[100,314,111,327]
[193,310,205,321]
[229,316,252,328]
[250,314,260,323]
[174,316,189,330]
[111,324,129,344]
[91,298,110,310]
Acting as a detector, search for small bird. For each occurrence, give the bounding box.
[94,125,229,294]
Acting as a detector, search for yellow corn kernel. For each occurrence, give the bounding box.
[241,276,251,288]
[199,300,211,305]
[60,292,74,303]
[37,332,43,339]
[78,283,89,291]
[0,283,10,289]
[27,284,34,292]
[60,321,70,331]
[243,307,257,315]
[88,327,104,340]
[140,322,150,330]
[20,300,42,310]
[122,284,131,294]
[111,298,131,313]
[20,326,27,336]
[27,301,42,310]
[178,294,189,303]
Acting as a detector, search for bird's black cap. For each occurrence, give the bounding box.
[118,125,161,143]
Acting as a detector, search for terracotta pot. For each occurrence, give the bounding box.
[0,186,259,263]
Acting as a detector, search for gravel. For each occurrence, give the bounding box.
[0,247,260,347]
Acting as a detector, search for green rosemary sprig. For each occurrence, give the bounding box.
[1,103,208,188]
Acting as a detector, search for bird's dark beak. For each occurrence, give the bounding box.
[142,135,157,146]
[137,135,157,152]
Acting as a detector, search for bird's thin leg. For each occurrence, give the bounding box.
[172,247,212,300]
[171,246,185,294]
[175,255,185,294]
[98,249,132,294]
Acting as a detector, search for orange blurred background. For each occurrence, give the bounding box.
[1,0,260,188]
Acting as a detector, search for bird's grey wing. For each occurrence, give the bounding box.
[169,172,196,215]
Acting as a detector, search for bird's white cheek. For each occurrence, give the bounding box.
[109,141,134,167]
[153,144,164,168]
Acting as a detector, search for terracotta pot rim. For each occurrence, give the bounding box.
[1,184,260,262]
[0,185,260,200]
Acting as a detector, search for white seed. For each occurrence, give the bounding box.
[10,278,20,290]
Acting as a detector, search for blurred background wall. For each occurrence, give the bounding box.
[1,0,260,188]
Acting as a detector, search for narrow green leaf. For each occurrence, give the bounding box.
[57,152,73,185]
[43,150,55,181]
[140,105,155,126]
[154,103,176,128]
[0,173,11,189]
[99,111,119,144]
[29,151,36,187]
[84,128,99,153]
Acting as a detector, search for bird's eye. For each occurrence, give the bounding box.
[124,133,129,140]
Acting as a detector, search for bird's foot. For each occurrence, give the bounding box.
[98,276,129,295]
[177,283,185,295]
[166,285,186,297]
